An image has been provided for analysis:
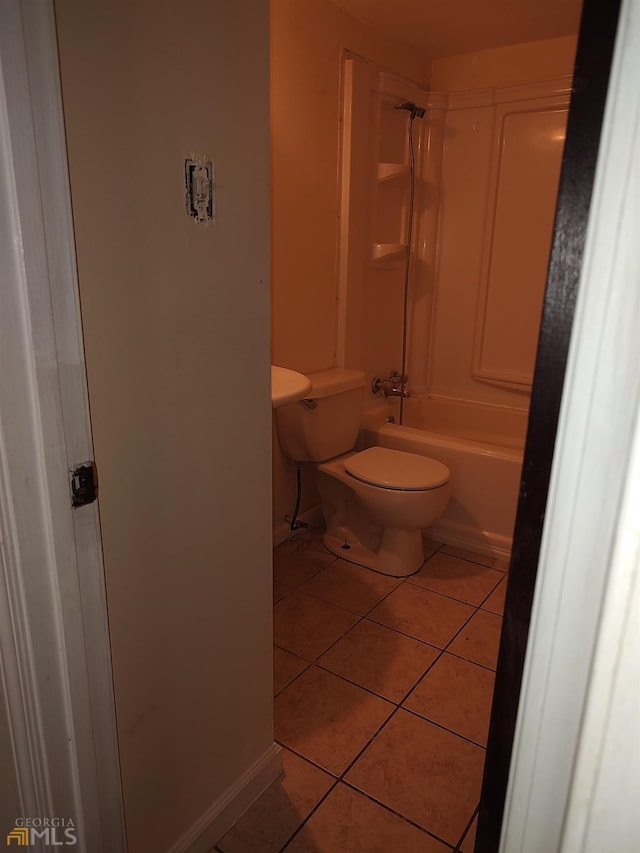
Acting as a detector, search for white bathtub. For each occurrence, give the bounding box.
[358,401,525,559]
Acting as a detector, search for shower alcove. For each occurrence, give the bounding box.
[337,53,571,556]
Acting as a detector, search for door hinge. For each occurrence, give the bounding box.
[70,461,98,508]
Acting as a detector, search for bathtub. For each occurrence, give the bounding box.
[358,398,526,559]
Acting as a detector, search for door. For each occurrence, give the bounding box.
[477,0,640,849]
[0,2,125,849]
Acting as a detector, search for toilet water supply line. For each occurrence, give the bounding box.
[289,462,304,531]
[394,101,425,425]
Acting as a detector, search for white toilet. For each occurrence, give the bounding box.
[276,368,450,577]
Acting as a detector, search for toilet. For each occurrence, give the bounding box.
[275,368,450,577]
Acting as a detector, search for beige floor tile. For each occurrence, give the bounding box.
[274,666,393,775]
[368,583,475,648]
[273,591,359,660]
[286,783,451,852]
[274,647,309,695]
[274,580,292,604]
[482,577,507,616]
[407,553,504,606]
[423,537,443,560]
[440,544,510,572]
[403,653,495,746]
[274,540,337,590]
[448,610,502,670]
[299,559,400,615]
[345,710,484,846]
[460,814,478,853]
[319,619,439,703]
[301,525,329,553]
[217,748,334,853]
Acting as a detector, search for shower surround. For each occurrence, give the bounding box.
[335,51,572,556]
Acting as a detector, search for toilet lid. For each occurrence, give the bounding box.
[345,447,449,490]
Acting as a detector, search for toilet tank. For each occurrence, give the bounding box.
[276,368,365,462]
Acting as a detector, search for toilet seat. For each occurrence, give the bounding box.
[344,447,449,491]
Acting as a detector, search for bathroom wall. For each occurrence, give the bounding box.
[55,2,273,851]
[426,36,578,414]
[270,0,429,533]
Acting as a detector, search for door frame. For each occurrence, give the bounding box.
[0,2,125,849]
[478,0,639,849]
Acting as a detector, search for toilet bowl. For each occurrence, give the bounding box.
[275,368,450,577]
[318,448,449,576]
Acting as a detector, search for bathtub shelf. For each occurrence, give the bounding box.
[372,242,407,263]
[377,162,410,183]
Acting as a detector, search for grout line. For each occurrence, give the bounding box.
[281,587,369,619]
[395,648,446,704]
[358,614,446,650]
[272,641,313,661]
[310,659,398,706]
[305,614,367,661]
[476,575,507,608]
[338,703,403,778]
[340,779,456,851]
[272,658,313,699]
[445,647,498,673]
[277,778,340,852]
[404,568,504,606]
[454,803,480,851]
[402,580,500,608]
[399,705,489,750]
[273,742,339,780]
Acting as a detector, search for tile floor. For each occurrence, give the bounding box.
[215,528,508,853]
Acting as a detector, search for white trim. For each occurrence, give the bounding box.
[501,1,640,850]
[18,6,126,846]
[166,743,282,853]
[0,1,125,849]
[425,523,511,562]
[562,387,640,850]
[446,76,573,111]
[335,55,356,368]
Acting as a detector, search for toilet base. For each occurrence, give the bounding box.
[322,526,425,577]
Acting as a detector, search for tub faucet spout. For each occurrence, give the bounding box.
[371,371,410,398]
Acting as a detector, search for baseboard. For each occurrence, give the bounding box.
[166,742,283,853]
[426,520,512,561]
[273,504,324,547]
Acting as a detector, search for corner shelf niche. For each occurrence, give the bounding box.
[372,162,410,263]
[377,162,410,182]
[372,242,407,263]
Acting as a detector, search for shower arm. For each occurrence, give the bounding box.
[394,101,426,120]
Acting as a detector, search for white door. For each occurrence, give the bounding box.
[0,2,125,850]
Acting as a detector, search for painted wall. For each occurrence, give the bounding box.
[426,36,578,414]
[55,2,273,851]
[270,0,429,533]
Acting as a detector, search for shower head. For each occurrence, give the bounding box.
[394,101,426,119]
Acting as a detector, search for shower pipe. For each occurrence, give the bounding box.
[394,101,425,424]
